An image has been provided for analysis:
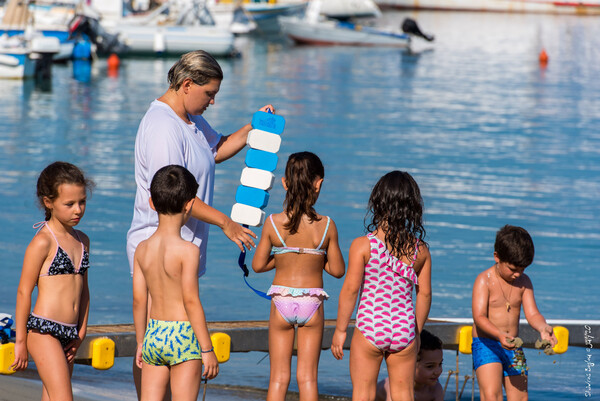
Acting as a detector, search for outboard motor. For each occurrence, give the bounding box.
[69,13,127,57]
[401,18,434,42]
[30,36,60,81]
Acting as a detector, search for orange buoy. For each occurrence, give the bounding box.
[539,49,549,65]
[107,53,120,70]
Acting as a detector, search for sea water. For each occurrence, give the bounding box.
[0,10,598,400]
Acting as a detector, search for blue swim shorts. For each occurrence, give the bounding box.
[142,319,202,366]
[472,336,528,376]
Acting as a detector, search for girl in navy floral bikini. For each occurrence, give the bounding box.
[12,161,94,401]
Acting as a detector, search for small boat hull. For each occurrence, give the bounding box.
[113,25,236,57]
[279,17,411,47]
[375,0,600,15]
[0,50,34,79]
[0,29,76,61]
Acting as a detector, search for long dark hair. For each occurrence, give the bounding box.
[37,161,95,221]
[283,152,324,234]
[366,171,426,259]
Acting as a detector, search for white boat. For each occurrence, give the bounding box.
[101,0,237,56]
[209,0,306,33]
[280,16,411,46]
[279,0,432,47]
[375,0,600,15]
[0,33,59,79]
[209,3,258,34]
[0,0,102,60]
[0,36,34,79]
[319,0,381,19]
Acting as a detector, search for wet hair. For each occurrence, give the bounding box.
[366,171,427,259]
[167,50,223,91]
[419,329,443,352]
[150,165,199,215]
[494,225,534,268]
[283,152,325,234]
[36,161,94,221]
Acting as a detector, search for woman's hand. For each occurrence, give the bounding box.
[222,218,256,251]
[331,329,347,360]
[202,350,219,380]
[258,104,275,114]
[10,341,28,371]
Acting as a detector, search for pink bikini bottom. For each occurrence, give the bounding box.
[268,285,329,326]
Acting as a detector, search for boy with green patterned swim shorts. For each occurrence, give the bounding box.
[133,165,219,400]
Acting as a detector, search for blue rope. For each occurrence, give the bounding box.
[238,225,271,300]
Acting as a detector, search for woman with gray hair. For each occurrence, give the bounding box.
[127,50,273,398]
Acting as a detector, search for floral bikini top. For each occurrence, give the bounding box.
[34,222,90,277]
[269,214,330,256]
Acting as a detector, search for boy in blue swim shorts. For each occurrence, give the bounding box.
[471,225,556,401]
[133,165,219,400]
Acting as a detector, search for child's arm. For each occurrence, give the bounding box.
[522,275,557,346]
[472,272,513,349]
[66,271,90,364]
[414,245,432,333]
[181,245,219,380]
[331,236,369,360]
[323,220,345,278]
[66,234,91,364]
[11,236,49,371]
[252,219,275,273]
[132,248,149,369]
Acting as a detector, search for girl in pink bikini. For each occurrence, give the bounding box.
[11,161,94,401]
[331,171,432,401]
[253,152,345,401]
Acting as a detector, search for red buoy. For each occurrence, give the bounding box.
[107,53,120,70]
[539,49,549,65]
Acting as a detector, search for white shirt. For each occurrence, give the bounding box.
[126,100,222,277]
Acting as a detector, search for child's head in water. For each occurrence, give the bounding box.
[36,161,95,222]
[366,170,426,258]
[282,151,325,234]
[415,329,444,387]
[150,165,199,215]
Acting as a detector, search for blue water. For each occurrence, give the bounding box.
[1,10,599,400]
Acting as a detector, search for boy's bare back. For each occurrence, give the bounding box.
[135,231,200,321]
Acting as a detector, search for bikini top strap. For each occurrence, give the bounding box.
[316,216,331,250]
[269,215,287,247]
[34,221,58,278]
[37,221,59,245]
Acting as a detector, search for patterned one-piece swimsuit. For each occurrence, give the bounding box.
[355,233,419,353]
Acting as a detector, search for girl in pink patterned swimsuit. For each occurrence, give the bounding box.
[332,171,432,401]
[253,152,345,401]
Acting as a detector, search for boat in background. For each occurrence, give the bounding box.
[209,0,306,33]
[100,0,237,57]
[319,0,381,19]
[0,33,59,79]
[375,0,600,15]
[279,0,433,47]
[0,35,34,79]
[0,0,77,60]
